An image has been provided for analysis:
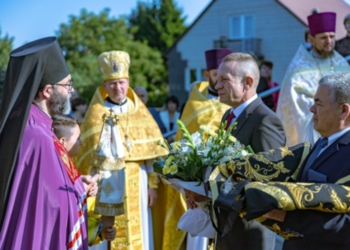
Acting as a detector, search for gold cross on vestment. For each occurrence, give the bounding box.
[102,108,119,125]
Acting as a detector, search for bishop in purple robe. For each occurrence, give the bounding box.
[0,37,88,249]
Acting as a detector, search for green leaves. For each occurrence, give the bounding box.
[56,8,167,104]
[177,120,195,148]
[129,0,187,53]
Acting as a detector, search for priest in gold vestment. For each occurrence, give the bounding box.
[75,51,184,250]
[276,12,350,146]
[175,48,232,141]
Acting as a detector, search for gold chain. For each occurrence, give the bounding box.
[105,101,132,156]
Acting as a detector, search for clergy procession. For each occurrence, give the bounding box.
[2,6,350,250]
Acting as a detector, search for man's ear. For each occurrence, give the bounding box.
[245,76,254,90]
[341,103,350,120]
[59,137,66,147]
[309,35,315,46]
[41,84,53,99]
[203,71,210,81]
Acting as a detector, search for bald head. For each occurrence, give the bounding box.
[133,86,148,104]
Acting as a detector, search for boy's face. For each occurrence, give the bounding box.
[65,124,82,156]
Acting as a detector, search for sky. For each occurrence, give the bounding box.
[0,0,211,49]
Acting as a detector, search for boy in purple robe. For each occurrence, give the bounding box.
[0,37,88,249]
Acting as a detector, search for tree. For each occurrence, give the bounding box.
[56,8,167,106]
[0,28,14,99]
[129,0,187,53]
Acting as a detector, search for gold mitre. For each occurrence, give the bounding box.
[98,51,130,81]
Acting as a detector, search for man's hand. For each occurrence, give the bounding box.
[185,198,197,209]
[100,227,117,241]
[148,188,158,207]
[264,209,286,222]
[183,189,210,203]
[81,174,99,197]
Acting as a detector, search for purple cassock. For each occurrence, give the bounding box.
[0,105,88,249]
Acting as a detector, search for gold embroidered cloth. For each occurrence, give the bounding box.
[209,142,350,240]
[245,181,350,221]
[74,87,186,249]
[175,81,229,140]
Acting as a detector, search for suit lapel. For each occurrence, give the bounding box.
[312,131,350,171]
[221,109,231,124]
[232,98,262,136]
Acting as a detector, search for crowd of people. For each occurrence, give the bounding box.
[1,10,350,250]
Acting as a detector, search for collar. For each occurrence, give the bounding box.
[229,94,258,118]
[32,102,51,118]
[106,97,127,106]
[208,86,218,97]
[323,127,350,148]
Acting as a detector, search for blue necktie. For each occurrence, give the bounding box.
[301,137,328,181]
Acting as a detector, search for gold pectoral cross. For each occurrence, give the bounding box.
[102,108,119,125]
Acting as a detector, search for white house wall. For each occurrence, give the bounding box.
[176,0,306,84]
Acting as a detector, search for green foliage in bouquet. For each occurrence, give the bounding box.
[153,120,253,182]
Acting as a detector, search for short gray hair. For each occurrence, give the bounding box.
[319,72,350,105]
[222,52,260,88]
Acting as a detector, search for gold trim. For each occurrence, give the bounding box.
[336,174,350,185]
[246,182,296,210]
[265,223,299,240]
[91,155,126,170]
[290,142,311,181]
[94,204,125,217]
[209,166,221,202]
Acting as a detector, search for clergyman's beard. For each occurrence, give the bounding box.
[49,88,71,115]
[208,77,218,93]
[314,47,334,59]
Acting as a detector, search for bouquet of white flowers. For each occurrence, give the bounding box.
[154,120,253,186]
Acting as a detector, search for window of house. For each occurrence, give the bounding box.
[229,15,255,39]
[185,68,206,91]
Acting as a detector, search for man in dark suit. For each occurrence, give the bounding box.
[265,72,350,250]
[215,52,286,250]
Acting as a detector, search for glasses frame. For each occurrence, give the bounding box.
[54,81,74,91]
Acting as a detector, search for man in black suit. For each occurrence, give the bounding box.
[215,52,286,249]
[265,72,350,250]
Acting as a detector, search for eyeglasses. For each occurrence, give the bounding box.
[55,81,74,91]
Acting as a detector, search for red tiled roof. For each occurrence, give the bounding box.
[277,0,350,39]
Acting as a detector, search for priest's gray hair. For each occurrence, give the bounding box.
[221,52,260,89]
[319,72,350,105]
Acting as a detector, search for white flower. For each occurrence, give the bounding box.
[241,150,249,156]
[181,145,193,154]
[198,148,210,157]
[191,132,202,145]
